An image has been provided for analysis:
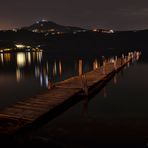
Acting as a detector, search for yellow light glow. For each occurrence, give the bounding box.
[27,52,31,64]
[93,28,97,32]
[15,44,25,49]
[0,53,3,63]
[4,53,11,62]
[17,53,26,67]
[3,48,11,51]
[16,68,21,82]
[36,51,42,62]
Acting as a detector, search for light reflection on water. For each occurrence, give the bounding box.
[0,51,108,109]
[0,48,147,144]
[26,56,148,144]
[0,52,114,89]
[0,50,141,110]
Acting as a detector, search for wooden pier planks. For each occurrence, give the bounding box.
[0,88,80,122]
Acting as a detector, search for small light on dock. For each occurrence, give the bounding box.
[93,59,98,70]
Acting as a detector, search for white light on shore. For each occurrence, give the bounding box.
[15,44,25,49]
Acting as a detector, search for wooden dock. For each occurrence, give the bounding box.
[0,53,140,135]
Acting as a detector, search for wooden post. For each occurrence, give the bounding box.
[79,59,83,76]
[59,61,62,80]
[114,57,117,70]
[78,60,88,95]
[93,59,98,70]
[121,54,124,65]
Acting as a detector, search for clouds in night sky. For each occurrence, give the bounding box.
[1,0,148,30]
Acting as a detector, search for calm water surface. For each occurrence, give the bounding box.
[1,48,148,146]
[0,51,100,109]
[22,53,148,146]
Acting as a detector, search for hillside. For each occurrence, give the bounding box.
[21,20,87,34]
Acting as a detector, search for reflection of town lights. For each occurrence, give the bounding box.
[36,52,42,62]
[46,62,49,73]
[53,61,57,76]
[40,74,43,86]
[35,66,40,78]
[0,53,3,63]
[27,52,31,64]
[45,76,48,87]
[59,61,62,76]
[17,53,26,67]
[16,68,21,82]
[4,53,11,62]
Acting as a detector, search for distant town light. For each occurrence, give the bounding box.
[15,44,25,49]
[32,29,38,33]
[12,29,17,32]
[109,29,114,33]
[41,19,48,22]
[49,29,55,32]
[3,48,11,51]
[93,28,97,32]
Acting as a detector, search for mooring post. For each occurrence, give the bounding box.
[78,59,88,95]
[122,54,124,65]
[79,59,83,76]
[93,59,98,70]
[59,60,62,80]
[114,57,117,70]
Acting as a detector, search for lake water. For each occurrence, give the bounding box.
[25,55,148,144]
[0,48,127,109]
[1,48,148,146]
[0,51,99,109]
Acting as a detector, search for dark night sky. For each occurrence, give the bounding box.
[1,0,148,30]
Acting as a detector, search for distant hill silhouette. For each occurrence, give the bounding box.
[21,20,87,34]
